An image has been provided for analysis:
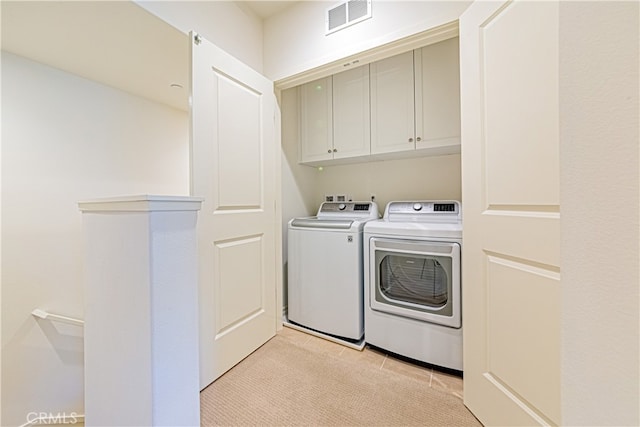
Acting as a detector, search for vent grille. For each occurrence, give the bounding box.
[326,0,372,35]
[348,0,369,21]
[328,3,347,30]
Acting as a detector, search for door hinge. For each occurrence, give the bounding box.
[194,33,202,45]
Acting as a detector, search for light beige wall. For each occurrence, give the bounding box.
[1,52,190,426]
[311,154,462,212]
[559,2,639,425]
[0,26,3,426]
[280,87,318,309]
[263,0,471,81]
[280,88,318,218]
[135,0,264,73]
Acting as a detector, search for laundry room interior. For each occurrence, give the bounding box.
[280,148,463,283]
[2,1,638,426]
[280,89,463,290]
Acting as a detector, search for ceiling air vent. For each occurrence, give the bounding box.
[326,0,372,35]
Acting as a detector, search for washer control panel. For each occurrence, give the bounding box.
[317,202,380,219]
[320,202,372,213]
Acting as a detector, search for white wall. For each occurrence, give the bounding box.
[312,154,461,211]
[559,2,639,425]
[1,52,190,426]
[263,0,471,81]
[135,0,264,73]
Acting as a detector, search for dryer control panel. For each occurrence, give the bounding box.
[384,201,461,222]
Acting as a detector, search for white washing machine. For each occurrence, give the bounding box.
[364,200,463,371]
[288,201,379,341]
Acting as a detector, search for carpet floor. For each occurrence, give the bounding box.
[201,327,482,426]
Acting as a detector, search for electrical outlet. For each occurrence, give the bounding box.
[324,194,335,202]
[335,194,347,202]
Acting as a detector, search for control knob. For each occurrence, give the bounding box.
[413,203,423,211]
[338,203,347,211]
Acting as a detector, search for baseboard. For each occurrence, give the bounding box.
[282,317,366,351]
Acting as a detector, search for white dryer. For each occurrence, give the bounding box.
[288,201,379,341]
[364,201,462,371]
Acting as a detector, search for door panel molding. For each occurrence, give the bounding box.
[478,1,560,209]
[482,373,556,426]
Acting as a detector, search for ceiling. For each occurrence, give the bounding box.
[1,1,298,111]
[244,1,296,19]
[1,1,190,111]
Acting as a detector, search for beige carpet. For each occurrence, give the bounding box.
[201,328,482,426]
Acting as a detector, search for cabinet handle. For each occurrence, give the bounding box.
[409,138,414,143]
[416,137,422,142]
[328,149,332,153]
[333,148,337,152]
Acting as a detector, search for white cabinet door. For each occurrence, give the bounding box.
[332,64,371,159]
[461,1,560,425]
[370,50,416,155]
[299,77,333,163]
[304,39,460,164]
[191,33,278,388]
[415,37,461,151]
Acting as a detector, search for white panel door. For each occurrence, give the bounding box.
[190,33,277,388]
[370,51,416,154]
[332,64,371,159]
[460,1,561,426]
[299,76,333,163]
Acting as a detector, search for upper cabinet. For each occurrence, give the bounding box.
[414,37,461,152]
[370,51,416,155]
[299,37,460,166]
[332,65,371,160]
[299,76,333,163]
[299,64,370,164]
[371,37,461,156]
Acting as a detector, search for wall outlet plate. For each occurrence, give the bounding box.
[335,194,347,202]
[324,194,335,202]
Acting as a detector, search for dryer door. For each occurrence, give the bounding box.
[370,238,461,328]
